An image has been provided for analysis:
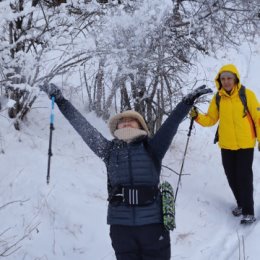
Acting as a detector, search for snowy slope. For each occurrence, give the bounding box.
[0,40,260,260]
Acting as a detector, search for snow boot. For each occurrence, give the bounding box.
[240,215,256,224]
[232,206,242,217]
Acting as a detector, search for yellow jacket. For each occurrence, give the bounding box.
[196,64,260,150]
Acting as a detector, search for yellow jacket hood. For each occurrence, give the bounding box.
[195,64,260,150]
[215,64,241,91]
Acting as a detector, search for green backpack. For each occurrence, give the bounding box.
[160,181,176,231]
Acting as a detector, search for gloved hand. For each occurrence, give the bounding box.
[258,142,260,152]
[183,85,213,105]
[189,106,198,119]
[40,83,63,101]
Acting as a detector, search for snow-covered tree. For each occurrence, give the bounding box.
[0,0,259,133]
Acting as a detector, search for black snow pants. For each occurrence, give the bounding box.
[110,224,171,260]
[221,148,254,215]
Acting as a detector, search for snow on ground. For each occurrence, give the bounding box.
[0,40,260,260]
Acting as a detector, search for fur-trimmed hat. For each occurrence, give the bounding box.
[108,110,149,136]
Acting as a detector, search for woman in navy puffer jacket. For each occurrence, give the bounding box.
[41,83,211,260]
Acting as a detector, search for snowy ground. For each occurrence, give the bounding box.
[0,40,260,260]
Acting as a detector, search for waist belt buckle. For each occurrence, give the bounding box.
[113,187,125,201]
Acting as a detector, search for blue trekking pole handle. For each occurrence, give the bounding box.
[47,96,55,184]
[50,96,55,124]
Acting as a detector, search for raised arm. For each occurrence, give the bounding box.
[149,85,212,160]
[41,83,111,160]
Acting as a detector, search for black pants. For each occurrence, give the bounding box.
[221,148,254,215]
[110,224,171,260]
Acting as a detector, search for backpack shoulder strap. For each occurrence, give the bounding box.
[214,85,255,144]
[214,86,246,143]
[214,92,220,144]
[215,91,221,111]
[239,85,249,117]
[239,85,256,136]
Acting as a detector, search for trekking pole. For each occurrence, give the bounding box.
[47,96,55,184]
[174,115,195,202]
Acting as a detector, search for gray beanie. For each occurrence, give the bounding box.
[219,71,237,80]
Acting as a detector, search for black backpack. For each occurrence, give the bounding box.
[214,85,255,143]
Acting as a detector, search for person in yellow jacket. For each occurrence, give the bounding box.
[190,64,260,224]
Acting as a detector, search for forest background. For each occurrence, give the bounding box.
[0,0,260,259]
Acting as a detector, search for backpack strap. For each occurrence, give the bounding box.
[214,126,219,144]
[239,85,256,136]
[215,85,247,114]
[215,91,221,112]
[239,85,248,117]
[214,85,256,143]
[214,92,221,144]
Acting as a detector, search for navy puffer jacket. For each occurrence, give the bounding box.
[55,98,191,226]
[106,138,162,225]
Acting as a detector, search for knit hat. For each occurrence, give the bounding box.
[108,110,149,137]
[219,71,237,80]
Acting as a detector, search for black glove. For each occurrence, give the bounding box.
[183,85,213,105]
[40,83,63,101]
[258,142,260,152]
[189,106,198,119]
